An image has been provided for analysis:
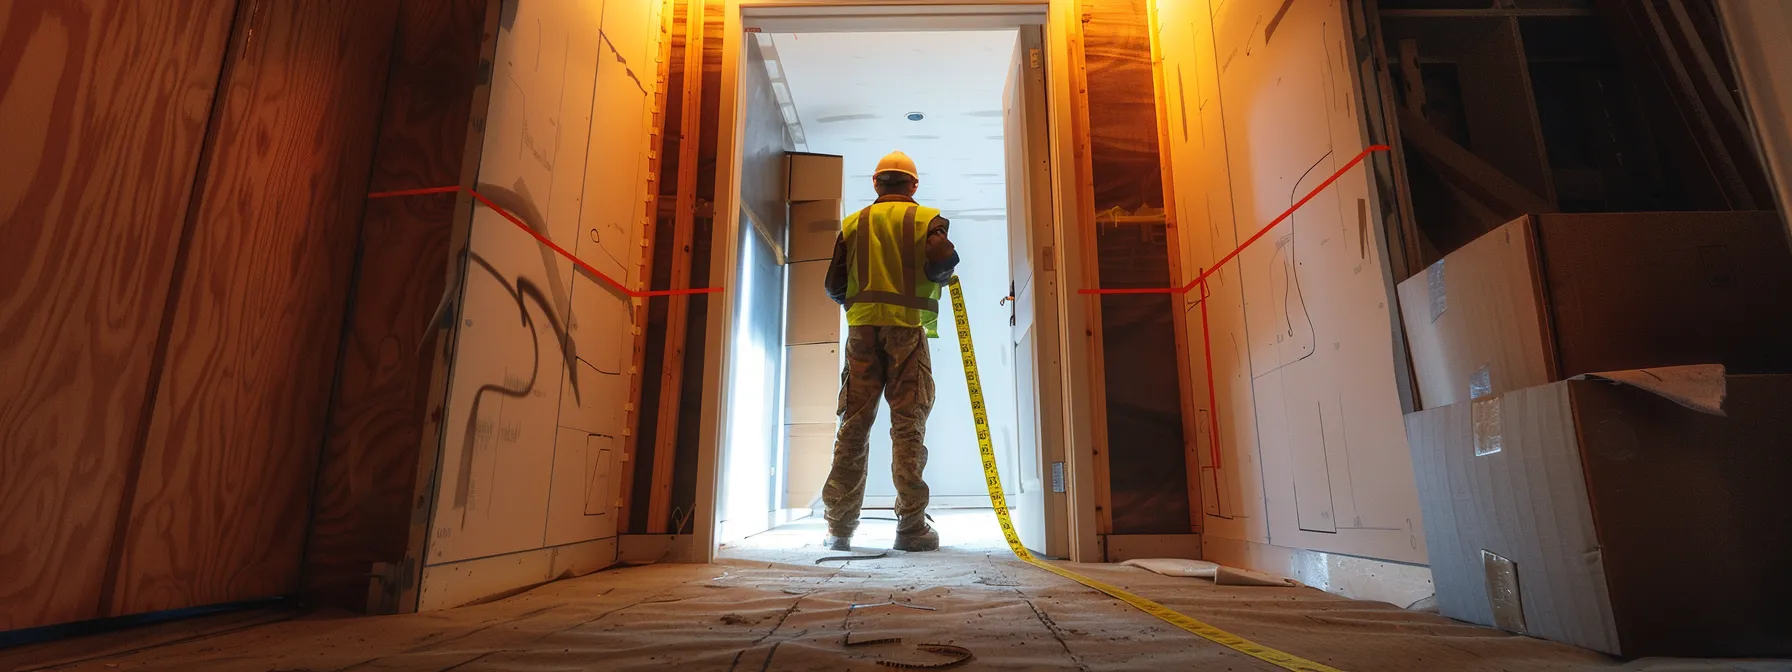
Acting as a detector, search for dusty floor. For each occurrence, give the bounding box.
[3,511,1784,671]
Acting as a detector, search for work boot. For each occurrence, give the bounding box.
[893,519,940,552]
[822,534,852,552]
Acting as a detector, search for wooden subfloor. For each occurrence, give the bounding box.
[3,514,1783,671]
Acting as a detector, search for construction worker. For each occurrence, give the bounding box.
[821,150,960,553]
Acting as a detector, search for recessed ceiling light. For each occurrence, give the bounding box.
[906,112,925,122]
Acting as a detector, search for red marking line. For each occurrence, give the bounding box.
[1080,144,1391,474]
[367,185,719,298]
[1078,144,1391,296]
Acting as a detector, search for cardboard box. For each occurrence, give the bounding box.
[1397,211,1792,409]
[787,152,844,202]
[1405,367,1792,658]
[786,260,840,345]
[789,199,842,263]
[785,343,840,425]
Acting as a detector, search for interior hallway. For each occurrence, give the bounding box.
[5,513,1779,671]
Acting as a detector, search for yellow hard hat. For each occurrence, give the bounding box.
[875,151,918,179]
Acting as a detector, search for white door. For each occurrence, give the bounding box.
[1003,26,1069,558]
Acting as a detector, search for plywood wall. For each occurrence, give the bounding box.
[303,0,495,612]
[1155,0,1427,564]
[0,0,239,631]
[417,0,661,603]
[109,0,405,615]
[3,0,410,630]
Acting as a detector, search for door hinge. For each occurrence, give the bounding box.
[1029,48,1042,70]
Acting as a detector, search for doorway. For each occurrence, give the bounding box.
[698,3,1086,562]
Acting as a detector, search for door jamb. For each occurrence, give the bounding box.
[691,0,1103,563]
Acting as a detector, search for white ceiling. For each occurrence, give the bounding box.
[761,30,1018,223]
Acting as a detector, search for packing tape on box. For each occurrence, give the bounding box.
[1470,365,1502,457]
[1427,259,1448,323]
[1468,365,1493,400]
[1472,398,1503,457]
[1481,549,1528,634]
[948,277,1345,672]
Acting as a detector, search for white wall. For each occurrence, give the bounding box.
[421,0,660,599]
[1155,0,1427,564]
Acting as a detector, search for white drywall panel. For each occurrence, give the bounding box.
[544,430,619,546]
[601,0,657,95]
[558,277,630,437]
[1162,0,1260,535]
[428,0,656,573]
[583,37,652,275]
[1157,0,1425,564]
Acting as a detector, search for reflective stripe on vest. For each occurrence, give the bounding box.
[843,202,942,322]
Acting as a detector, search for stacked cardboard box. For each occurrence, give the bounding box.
[783,153,846,509]
[1398,211,1792,658]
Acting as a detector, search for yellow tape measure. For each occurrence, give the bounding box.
[946,278,1344,672]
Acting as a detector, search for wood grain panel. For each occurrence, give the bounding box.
[109,0,402,616]
[0,0,237,631]
[301,0,491,612]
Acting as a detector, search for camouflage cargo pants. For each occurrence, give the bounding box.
[822,325,935,538]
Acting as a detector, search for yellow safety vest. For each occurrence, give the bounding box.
[842,201,944,337]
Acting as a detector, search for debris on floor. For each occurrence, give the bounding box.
[817,549,893,564]
[5,512,1781,671]
[877,643,975,669]
[1121,557,1295,586]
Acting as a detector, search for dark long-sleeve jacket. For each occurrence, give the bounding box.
[823,194,960,305]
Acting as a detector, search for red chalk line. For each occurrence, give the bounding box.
[1081,145,1391,472]
[367,185,719,298]
[1078,145,1390,296]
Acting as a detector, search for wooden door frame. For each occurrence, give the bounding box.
[690,0,1105,563]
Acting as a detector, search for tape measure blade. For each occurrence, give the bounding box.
[946,277,1343,672]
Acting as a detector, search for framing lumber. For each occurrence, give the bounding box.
[1397,39,1425,118]
[1066,2,1115,538]
[620,0,679,534]
[647,0,706,535]
[1359,0,1430,279]
[1145,0,1202,535]
[1397,106,1556,219]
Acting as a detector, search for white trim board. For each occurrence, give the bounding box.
[1203,536,1434,610]
[417,537,619,612]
